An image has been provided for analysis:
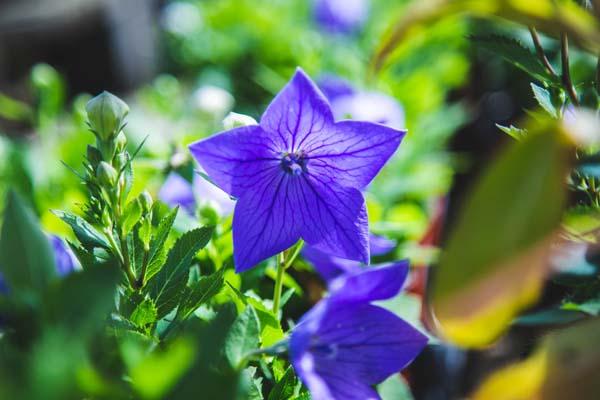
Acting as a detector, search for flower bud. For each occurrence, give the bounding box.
[96,161,118,187]
[115,131,127,152]
[86,145,102,168]
[86,91,129,141]
[222,112,258,130]
[114,152,129,171]
[139,190,153,213]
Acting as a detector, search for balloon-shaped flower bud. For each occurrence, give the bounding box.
[222,112,258,130]
[96,161,118,187]
[86,91,129,141]
[139,190,153,213]
[115,131,128,152]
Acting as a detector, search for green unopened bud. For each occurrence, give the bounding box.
[96,161,118,187]
[86,91,129,141]
[139,190,153,213]
[86,145,102,168]
[114,152,129,171]
[222,112,258,130]
[115,131,127,152]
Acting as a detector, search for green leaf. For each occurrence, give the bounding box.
[242,367,264,400]
[562,297,600,316]
[433,127,568,348]
[122,199,143,236]
[52,210,110,250]
[44,265,120,336]
[0,191,57,296]
[178,268,225,320]
[497,124,527,141]
[471,35,559,85]
[146,227,214,319]
[246,297,284,348]
[146,206,178,281]
[225,305,260,369]
[378,374,414,400]
[268,366,300,400]
[130,298,158,329]
[531,83,558,118]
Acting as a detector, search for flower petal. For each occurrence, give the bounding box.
[261,68,334,153]
[369,233,396,256]
[158,172,196,213]
[328,261,409,304]
[232,171,303,272]
[297,176,369,263]
[49,235,78,276]
[189,125,282,198]
[192,172,235,216]
[305,120,405,189]
[315,302,427,385]
[303,246,361,281]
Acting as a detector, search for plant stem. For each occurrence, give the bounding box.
[560,32,580,106]
[528,27,557,77]
[272,240,304,314]
[105,228,137,287]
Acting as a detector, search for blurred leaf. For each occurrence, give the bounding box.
[531,82,558,117]
[122,199,143,236]
[0,92,33,122]
[53,210,110,250]
[268,366,300,400]
[473,36,559,86]
[246,297,284,348]
[241,367,264,400]
[378,374,414,400]
[433,127,568,348]
[474,318,600,399]
[562,296,600,315]
[146,226,214,319]
[225,305,260,369]
[0,191,56,297]
[130,298,158,329]
[515,308,585,326]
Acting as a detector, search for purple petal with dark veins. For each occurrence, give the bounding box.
[305,120,405,189]
[328,261,409,304]
[261,68,334,153]
[189,125,281,198]
[291,301,427,399]
[297,178,369,263]
[158,172,196,213]
[232,171,303,272]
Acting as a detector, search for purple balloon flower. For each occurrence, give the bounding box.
[331,91,405,129]
[313,0,370,34]
[158,171,235,216]
[189,68,405,272]
[290,262,427,400]
[49,235,78,276]
[303,233,396,281]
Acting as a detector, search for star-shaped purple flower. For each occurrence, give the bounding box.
[290,262,427,400]
[189,68,405,272]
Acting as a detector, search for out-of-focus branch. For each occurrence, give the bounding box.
[560,33,580,106]
[529,27,557,77]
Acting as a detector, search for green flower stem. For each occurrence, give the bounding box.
[272,240,304,314]
[104,227,137,288]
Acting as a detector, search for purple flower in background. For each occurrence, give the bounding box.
[189,68,405,272]
[158,171,235,216]
[313,0,370,34]
[331,91,405,129]
[303,233,395,281]
[290,262,427,400]
[316,74,355,103]
[49,235,78,276]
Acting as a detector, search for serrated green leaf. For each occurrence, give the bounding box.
[130,298,158,328]
[268,366,300,400]
[52,210,110,249]
[497,124,527,141]
[145,207,178,281]
[0,191,57,297]
[471,35,559,85]
[225,306,260,369]
[531,83,558,118]
[242,367,264,400]
[122,199,143,236]
[245,297,284,348]
[178,268,225,320]
[146,227,214,319]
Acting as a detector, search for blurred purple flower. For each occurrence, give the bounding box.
[158,171,235,216]
[49,235,78,276]
[317,74,355,103]
[313,0,370,34]
[290,262,427,400]
[189,68,404,272]
[331,91,405,129]
[303,233,395,281]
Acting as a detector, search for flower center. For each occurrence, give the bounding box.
[281,151,308,176]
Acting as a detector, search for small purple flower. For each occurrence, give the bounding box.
[313,0,370,34]
[331,91,405,129]
[49,235,78,276]
[316,74,355,103]
[290,262,427,400]
[304,233,396,281]
[189,68,404,272]
[158,171,235,216]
